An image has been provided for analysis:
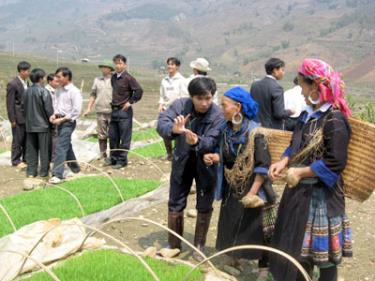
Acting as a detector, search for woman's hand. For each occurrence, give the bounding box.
[268,158,289,181]
[203,153,220,166]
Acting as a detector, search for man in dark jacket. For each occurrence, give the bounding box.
[23,68,54,178]
[157,77,224,259]
[6,61,31,168]
[250,58,293,129]
[106,54,143,169]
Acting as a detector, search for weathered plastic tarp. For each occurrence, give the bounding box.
[0,218,104,281]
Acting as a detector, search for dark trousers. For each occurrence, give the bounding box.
[50,126,58,162]
[26,132,51,177]
[11,123,26,166]
[52,122,80,179]
[168,154,214,213]
[109,108,133,166]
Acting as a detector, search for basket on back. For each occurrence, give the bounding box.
[253,117,375,202]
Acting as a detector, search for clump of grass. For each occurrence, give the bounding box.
[0,176,160,238]
[23,249,203,281]
[87,128,160,144]
[131,141,166,158]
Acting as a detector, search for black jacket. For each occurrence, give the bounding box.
[6,77,27,124]
[111,71,143,106]
[23,84,54,133]
[250,76,291,129]
[157,98,225,188]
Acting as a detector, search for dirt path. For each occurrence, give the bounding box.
[101,187,375,281]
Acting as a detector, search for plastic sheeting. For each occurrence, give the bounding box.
[0,218,105,281]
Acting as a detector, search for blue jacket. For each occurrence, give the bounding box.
[157,98,225,189]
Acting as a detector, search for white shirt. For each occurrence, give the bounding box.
[266,75,276,80]
[159,72,188,107]
[17,76,28,90]
[45,84,57,112]
[305,102,331,121]
[283,85,306,118]
[55,83,83,121]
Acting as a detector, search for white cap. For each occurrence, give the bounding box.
[190,58,211,72]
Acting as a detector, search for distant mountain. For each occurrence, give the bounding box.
[0,0,374,84]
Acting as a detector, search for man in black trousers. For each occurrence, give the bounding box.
[157,77,224,260]
[6,61,31,168]
[250,58,293,129]
[23,68,54,179]
[106,54,143,169]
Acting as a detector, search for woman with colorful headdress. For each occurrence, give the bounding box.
[269,59,353,281]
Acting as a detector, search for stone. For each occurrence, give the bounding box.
[187,209,198,218]
[23,178,46,191]
[158,248,180,258]
[205,272,237,281]
[143,246,157,258]
[223,265,241,277]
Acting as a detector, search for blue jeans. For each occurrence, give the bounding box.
[52,122,80,178]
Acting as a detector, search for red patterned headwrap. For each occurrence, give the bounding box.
[298,58,351,117]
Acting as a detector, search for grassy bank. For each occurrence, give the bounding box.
[0,176,160,237]
[23,249,203,281]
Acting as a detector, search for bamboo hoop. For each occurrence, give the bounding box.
[182,245,312,281]
[83,216,218,272]
[16,221,160,281]
[53,160,125,202]
[0,249,61,281]
[0,203,17,232]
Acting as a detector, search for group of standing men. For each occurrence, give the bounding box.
[6,62,84,184]
[6,54,144,184]
[5,55,303,186]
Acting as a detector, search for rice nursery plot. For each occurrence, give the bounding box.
[130,141,166,159]
[0,176,160,238]
[22,249,203,281]
[87,128,160,144]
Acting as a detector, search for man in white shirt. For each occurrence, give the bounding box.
[49,67,83,184]
[284,77,306,131]
[45,73,59,112]
[159,57,187,160]
[45,73,60,161]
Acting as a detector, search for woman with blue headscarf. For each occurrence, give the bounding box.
[203,87,276,280]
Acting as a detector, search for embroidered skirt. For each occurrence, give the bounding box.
[301,188,353,267]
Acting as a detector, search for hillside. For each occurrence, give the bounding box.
[0,0,374,85]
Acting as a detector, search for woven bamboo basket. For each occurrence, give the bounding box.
[253,117,375,202]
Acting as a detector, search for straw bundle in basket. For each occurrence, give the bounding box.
[253,117,375,202]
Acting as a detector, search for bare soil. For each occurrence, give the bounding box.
[0,156,374,281]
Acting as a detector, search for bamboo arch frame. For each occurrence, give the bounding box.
[16,221,160,281]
